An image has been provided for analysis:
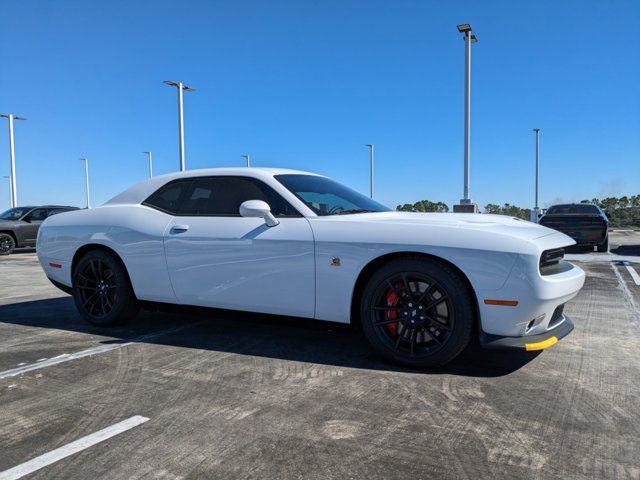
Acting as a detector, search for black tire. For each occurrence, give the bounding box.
[597,236,608,253]
[72,250,139,326]
[360,257,474,368]
[0,233,15,255]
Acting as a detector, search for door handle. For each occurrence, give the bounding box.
[171,225,189,233]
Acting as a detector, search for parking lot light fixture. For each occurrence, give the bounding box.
[533,128,540,222]
[454,23,478,211]
[163,80,196,172]
[0,114,26,208]
[365,144,374,199]
[241,154,250,168]
[80,158,90,209]
[143,151,153,178]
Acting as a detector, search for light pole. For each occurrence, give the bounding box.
[0,114,27,208]
[163,80,196,172]
[143,151,153,178]
[532,128,540,222]
[241,154,250,168]
[453,24,478,213]
[365,144,374,199]
[80,158,90,209]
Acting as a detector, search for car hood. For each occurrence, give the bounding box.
[334,212,559,241]
[0,219,19,228]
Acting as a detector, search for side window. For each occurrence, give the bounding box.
[26,208,48,221]
[143,180,191,214]
[179,177,300,217]
[47,208,74,217]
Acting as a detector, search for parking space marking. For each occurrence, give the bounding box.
[0,415,149,480]
[565,253,640,264]
[624,263,640,286]
[0,321,203,380]
[612,263,640,329]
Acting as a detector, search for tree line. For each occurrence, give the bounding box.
[396,195,640,227]
[580,196,640,228]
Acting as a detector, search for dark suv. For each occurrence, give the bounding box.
[539,203,610,252]
[0,205,79,255]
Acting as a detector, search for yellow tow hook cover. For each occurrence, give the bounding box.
[525,336,558,351]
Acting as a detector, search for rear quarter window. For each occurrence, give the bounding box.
[143,180,192,214]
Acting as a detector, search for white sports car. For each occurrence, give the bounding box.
[37,168,585,367]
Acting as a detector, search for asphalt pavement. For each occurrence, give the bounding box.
[0,231,638,479]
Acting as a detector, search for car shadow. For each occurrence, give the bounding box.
[10,248,36,255]
[0,296,540,378]
[610,244,640,256]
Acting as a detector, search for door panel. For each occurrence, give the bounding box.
[21,208,47,244]
[164,216,315,318]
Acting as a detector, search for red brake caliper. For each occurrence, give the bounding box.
[385,282,402,336]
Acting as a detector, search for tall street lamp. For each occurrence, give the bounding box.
[532,128,540,223]
[143,151,153,178]
[453,24,478,213]
[163,80,196,172]
[0,113,27,208]
[241,154,250,168]
[80,158,90,209]
[365,144,374,199]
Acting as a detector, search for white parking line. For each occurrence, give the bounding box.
[0,322,203,380]
[624,264,640,286]
[612,263,640,329]
[565,253,640,264]
[0,415,149,480]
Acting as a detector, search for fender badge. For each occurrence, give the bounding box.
[331,257,341,267]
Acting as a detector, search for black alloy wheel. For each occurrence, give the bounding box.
[0,233,15,255]
[360,257,474,368]
[72,250,138,326]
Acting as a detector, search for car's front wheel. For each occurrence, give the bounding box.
[360,257,474,368]
[0,233,16,255]
[72,250,139,326]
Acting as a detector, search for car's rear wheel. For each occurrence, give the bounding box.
[72,250,138,326]
[0,233,15,255]
[597,236,608,253]
[360,257,474,368]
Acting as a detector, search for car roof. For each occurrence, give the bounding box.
[104,167,321,206]
[549,203,598,208]
[11,205,77,209]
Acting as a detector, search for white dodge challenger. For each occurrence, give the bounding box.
[37,168,585,367]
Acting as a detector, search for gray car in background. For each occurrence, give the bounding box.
[0,206,79,255]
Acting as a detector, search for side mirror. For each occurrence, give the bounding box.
[239,200,279,227]
[604,211,612,220]
[22,215,32,223]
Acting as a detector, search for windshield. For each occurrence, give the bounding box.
[0,207,31,221]
[547,204,599,215]
[275,174,391,216]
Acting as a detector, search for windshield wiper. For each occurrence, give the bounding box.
[334,209,374,215]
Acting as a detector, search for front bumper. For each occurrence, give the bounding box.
[476,256,585,338]
[479,314,574,350]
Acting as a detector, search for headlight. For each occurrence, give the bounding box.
[539,248,565,273]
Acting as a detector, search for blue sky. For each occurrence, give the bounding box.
[0,0,638,211]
